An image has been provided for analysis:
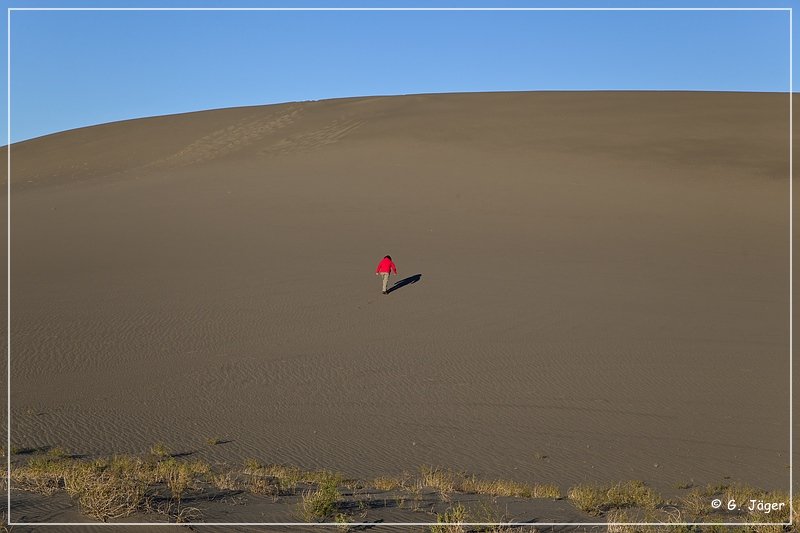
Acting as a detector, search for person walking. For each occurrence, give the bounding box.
[375,255,398,294]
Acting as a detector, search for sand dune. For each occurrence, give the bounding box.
[4,91,793,522]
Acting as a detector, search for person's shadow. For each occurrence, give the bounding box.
[386,274,422,294]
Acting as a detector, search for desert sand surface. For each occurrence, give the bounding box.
[3,91,793,524]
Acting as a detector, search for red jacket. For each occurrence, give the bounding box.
[376,257,397,274]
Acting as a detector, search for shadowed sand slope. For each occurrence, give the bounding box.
[6,92,792,501]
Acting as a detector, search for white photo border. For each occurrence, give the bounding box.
[5,5,793,528]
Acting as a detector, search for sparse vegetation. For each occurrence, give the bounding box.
[211,470,239,491]
[408,479,425,511]
[430,502,469,533]
[373,473,410,492]
[568,483,606,515]
[334,511,351,531]
[466,477,560,499]
[149,443,171,458]
[421,466,456,501]
[46,447,68,459]
[8,449,793,528]
[63,463,146,522]
[298,477,342,522]
[605,508,635,533]
[12,455,68,495]
[419,466,560,500]
[679,488,708,517]
[607,480,661,510]
[257,463,303,494]
[13,452,211,522]
[568,480,660,516]
[701,483,730,496]
[10,446,36,455]
[247,473,279,497]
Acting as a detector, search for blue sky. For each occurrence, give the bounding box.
[2,0,796,143]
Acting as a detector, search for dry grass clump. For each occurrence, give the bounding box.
[46,447,69,459]
[419,466,560,500]
[421,466,459,496]
[243,458,263,473]
[63,462,146,522]
[149,443,171,458]
[430,502,469,533]
[248,474,279,497]
[372,475,404,492]
[303,472,346,521]
[568,484,607,515]
[12,453,216,522]
[605,508,635,533]
[153,458,214,511]
[301,468,343,488]
[244,459,346,499]
[298,477,342,522]
[679,488,709,518]
[164,463,191,502]
[12,456,69,495]
[237,463,345,521]
[211,471,240,491]
[465,477,560,499]
[568,481,661,516]
[245,461,302,494]
[242,459,281,495]
[372,471,413,492]
[607,480,661,510]
[334,512,352,531]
